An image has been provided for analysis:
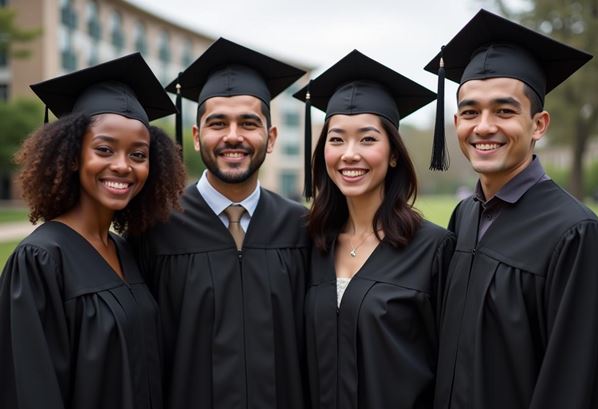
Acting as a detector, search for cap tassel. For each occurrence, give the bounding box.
[44,106,49,124]
[303,80,313,200]
[175,72,183,158]
[430,46,449,171]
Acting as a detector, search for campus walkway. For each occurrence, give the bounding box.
[0,222,37,242]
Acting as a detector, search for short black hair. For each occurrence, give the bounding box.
[523,83,544,116]
[196,99,272,129]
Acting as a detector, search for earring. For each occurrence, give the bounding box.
[389,159,397,168]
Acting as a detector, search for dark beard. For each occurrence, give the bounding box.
[200,142,268,184]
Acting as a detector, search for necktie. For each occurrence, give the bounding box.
[224,204,246,250]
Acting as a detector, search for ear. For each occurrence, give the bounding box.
[531,111,550,142]
[453,113,459,128]
[266,126,278,153]
[389,155,397,168]
[70,160,79,171]
[192,124,201,152]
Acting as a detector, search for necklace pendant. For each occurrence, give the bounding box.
[350,249,357,257]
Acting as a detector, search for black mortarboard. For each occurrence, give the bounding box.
[164,37,305,150]
[424,8,593,170]
[293,50,436,198]
[30,52,176,127]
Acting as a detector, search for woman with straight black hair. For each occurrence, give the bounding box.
[294,50,455,409]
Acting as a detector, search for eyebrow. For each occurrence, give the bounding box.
[458,97,522,109]
[327,126,382,134]
[204,113,264,125]
[93,134,149,148]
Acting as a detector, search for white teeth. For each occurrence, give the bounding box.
[476,143,501,151]
[341,169,367,177]
[223,152,244,158]
[104,181,129,189]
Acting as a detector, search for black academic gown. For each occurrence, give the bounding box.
[131,185,310,409]
[435,180,598,409]
[0,221,162,409]
[306,220,455,409]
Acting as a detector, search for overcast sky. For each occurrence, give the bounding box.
[129,0,513,127]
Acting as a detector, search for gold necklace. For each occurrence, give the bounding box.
[349,230,375,257]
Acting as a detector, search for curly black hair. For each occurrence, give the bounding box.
[15,113,186,235]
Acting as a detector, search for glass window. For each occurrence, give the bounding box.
[110,10,124,51]
[158,30,171,63]
[60,0,78,30]
[134,20,147,54]
[87,1,101,40]
[283,111,300,127]
[0,84,9,101]
[181,38,193,67]
[0,50,7,67]
[279,171,299,199]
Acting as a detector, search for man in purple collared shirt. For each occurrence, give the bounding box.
[425,10,598,409]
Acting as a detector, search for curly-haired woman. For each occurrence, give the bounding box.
[0,53,185,409]
[294,51,455,409]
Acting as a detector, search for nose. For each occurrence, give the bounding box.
[111,153,131,174]
[340,141,360,162]
[222,123,243,143]
[474,111,498,136]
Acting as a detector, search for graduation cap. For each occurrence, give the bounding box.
[293,50,436,199]
[165,38,306,149]
[30,52,177,127]
[424,8,593,170]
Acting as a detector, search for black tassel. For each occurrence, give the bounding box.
[175,72,183,159]
[430,46,449,171]
[303,80,313,200]
[44,106,49,124]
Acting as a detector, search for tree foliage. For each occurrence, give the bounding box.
[0,7,41,59]
[0,98,44,173]
[486,0,598,198]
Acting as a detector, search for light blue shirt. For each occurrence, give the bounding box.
[196,170,260,233]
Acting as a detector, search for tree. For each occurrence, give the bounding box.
[487,0,598,198]
[0,7,41,59]
[0,99,44,199]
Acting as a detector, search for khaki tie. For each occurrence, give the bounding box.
[224,204,246,250]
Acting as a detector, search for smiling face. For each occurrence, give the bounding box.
[323,114,392,201]
[193,95,277,193]
[78,113,150,214]
[455,77,549,194]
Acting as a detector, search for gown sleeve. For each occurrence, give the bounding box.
[432,231,456,329]
[0,244,71,409]
[529,220,598,409]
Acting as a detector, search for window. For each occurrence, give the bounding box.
[283,111,300,127]
[158,30,171,63]
[60,0,78,30]
[110,10,124,51]
[0,84,9,101]
[87,1,101,41]
[279,171,299,199]
[0,50,7,67]
[134,20,147,54]
[282,144,300,156]
[181,38,193,67]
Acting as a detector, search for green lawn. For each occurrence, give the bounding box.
[414,195,459,227]
[0,207,28,224]
[0,240,20,270]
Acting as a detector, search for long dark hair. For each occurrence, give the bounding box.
[308,115,422,253]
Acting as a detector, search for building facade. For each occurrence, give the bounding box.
[3,0,309,199]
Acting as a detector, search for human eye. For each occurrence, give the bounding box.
[129,150,148,162]
[327,136,343,144]
[496,107,517,116]
[361,136,378,144]
[241,120,259,129]
[207,120,225,128]
[94,145,113,155]
[459,109,478,119]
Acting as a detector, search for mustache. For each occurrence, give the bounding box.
[214,143,253,155]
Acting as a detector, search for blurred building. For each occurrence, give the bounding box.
[3,0,310,199]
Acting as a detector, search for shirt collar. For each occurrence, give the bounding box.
[474,155,547,205]
[196,170,261,216]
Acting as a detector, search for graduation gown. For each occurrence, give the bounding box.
[131,185,310,409]
[435,180,598,409]
[0,221,162,409]
[306,220,455,409]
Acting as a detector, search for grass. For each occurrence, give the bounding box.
[0,240,21,270]
[0,207,28,224]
